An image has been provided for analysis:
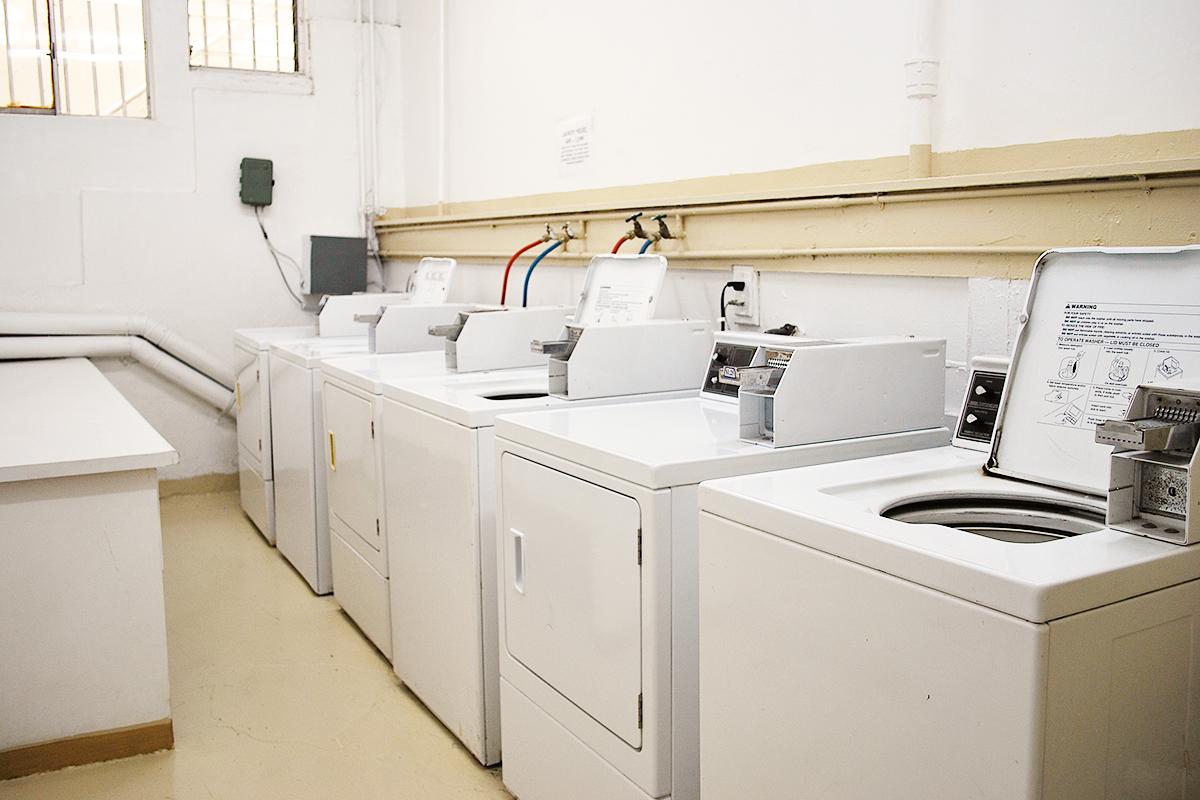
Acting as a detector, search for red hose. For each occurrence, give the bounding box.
[500,239,546,304]
[611,235,630,254]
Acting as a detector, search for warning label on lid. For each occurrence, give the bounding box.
[1040,301,1200,431]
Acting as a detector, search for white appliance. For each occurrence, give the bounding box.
[234,325,314,543]
[494,333,950,800]
[318,255,659,654]
[383,255,715,767]
[695,246,1200,800]
[269,301,472,594]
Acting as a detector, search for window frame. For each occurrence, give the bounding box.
[186,0,306,79]
[0,0,153,118]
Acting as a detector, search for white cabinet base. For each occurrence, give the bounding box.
[500,680,656,800]
[0,469,171,751]
[330,523,391,659]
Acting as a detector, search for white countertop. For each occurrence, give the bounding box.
[0,358,178,483]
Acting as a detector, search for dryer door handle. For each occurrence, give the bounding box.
[511,528,526,595]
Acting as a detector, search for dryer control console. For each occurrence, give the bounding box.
[1098,384,1200,545]
[733,336,948,448]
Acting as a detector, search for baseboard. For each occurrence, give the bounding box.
[158,472,238,498]
[0,718,174,781]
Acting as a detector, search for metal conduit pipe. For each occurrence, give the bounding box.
[373,173,1200,232]
[380,245,1048,261]
[0,336,235,414]
[0,312,233,388]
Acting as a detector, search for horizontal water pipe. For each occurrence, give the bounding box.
[0,335,235,415]
[0,312,233,388]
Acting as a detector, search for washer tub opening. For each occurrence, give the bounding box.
[480,391,549,401]
[881,496,1106,543]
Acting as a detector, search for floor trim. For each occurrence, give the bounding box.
[0,719,174,781]
[158,472,238,498]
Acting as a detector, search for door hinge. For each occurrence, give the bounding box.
[370,420,375,439]
[637,693,643,729]
[256,367,260,382]
[376,518,381,536]
[636,528,642,566]
[258,437,262,452]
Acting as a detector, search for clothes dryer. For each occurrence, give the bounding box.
[493,332,950,800]
[382,319,713,767]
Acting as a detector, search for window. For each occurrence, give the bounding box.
[0,0,149,117]
[188,1,298,73]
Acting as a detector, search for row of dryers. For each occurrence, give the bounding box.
[236,246,1200,800]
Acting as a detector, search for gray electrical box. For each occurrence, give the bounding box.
[239,157,274,206]
[306,235,368,295]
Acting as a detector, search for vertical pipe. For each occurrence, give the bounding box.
[905,0,938,178]
[368,0,378,216]
[355,0,366,234]
[437,0,447,212]
[224,0,232,67]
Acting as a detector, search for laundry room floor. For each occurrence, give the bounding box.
[0,491,512,800]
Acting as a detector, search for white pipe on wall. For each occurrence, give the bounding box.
[0,312,233,387]
[0,336,235,414]
[436,0,448,209]
[905,0,939,177]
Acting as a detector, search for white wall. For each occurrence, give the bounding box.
[385,0,1197,416]
[0,1,403,478]
[397,0,1200,206]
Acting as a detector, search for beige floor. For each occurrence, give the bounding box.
[1,491,512,800]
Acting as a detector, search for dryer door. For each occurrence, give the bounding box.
[501,453,643,747]
[323,382,381,551]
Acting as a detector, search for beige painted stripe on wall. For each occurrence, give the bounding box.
[377,130,1200,280]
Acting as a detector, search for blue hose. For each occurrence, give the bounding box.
[638,238,654,254]
[522,239,563,307]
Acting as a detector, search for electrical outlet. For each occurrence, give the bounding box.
[729,265,759,327]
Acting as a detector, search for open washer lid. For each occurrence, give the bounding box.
[572,254,668,325]
[987,245,1200,496]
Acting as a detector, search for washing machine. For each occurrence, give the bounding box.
[382,256,715,767]
[234,325,314,543]
[493,332,950,800]
[696,246,1200,800]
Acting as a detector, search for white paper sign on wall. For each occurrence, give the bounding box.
[558,115,594,177]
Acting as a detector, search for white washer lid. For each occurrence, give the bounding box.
[572,254,668,325]
[987,245,1200,496]
[408,257,456,304]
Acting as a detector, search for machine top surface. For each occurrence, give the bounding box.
[319,351,450,394]
[269,335,368,368]
[496,397,948,489]
[698,445,1200,622]
[234,325,317,351]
